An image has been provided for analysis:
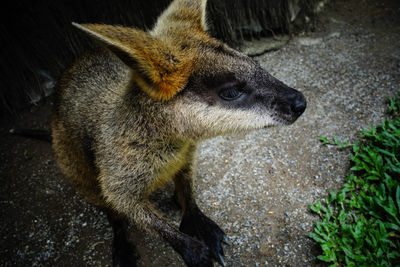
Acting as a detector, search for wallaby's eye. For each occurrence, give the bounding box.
[219,88,243,101]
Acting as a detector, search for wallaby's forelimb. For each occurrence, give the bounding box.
[131,202,214,266]
[174,167,196,213]
[173,158,227,266]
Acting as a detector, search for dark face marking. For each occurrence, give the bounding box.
[202,72,236,88]
[184,51,306,124]
[175,34,306,126]
[199,42,238,58]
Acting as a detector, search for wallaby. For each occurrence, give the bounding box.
[50,0,306,266]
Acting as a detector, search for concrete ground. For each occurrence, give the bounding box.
[1,0,399,266]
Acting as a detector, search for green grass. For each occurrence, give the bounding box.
[309,92,400,267]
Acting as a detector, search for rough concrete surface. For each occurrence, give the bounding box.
[1,0,400,266]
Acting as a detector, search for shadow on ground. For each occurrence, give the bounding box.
[1,0,399,266]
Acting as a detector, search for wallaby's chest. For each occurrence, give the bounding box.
[145,142,192,195]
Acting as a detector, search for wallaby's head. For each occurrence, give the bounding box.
[73,0,306,140]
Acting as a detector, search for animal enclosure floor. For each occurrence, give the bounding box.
[1,0,400,266]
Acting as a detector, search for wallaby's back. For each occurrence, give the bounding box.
[52,49,130,207]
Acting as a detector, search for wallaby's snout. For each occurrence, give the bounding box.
[274,87,306,124]
[289,91,307,117]
[256,70,306,125]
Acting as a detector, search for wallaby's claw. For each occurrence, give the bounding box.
[217,253,226,267]
[222,235,231,246]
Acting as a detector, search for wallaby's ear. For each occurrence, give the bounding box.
[152,0,208,35]
[72,23,194,101]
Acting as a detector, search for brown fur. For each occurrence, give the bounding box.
[73,23,196,101]
[52,0,306,265]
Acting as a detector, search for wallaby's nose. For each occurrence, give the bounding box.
[289,92,307,116]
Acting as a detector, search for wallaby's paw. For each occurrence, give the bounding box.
[180,207,227,267]
[179,236,214,267]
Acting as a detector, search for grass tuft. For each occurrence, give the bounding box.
[310,92,400,266]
